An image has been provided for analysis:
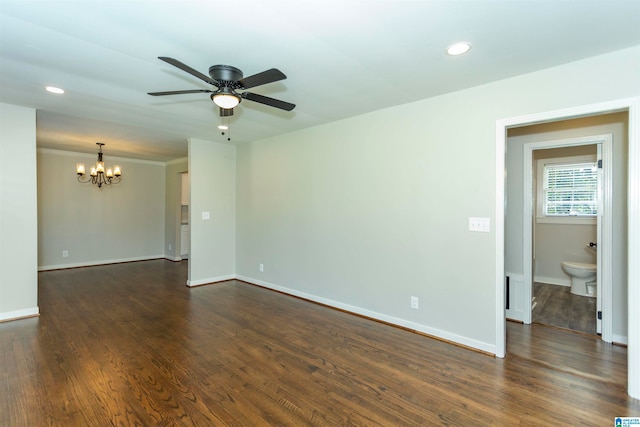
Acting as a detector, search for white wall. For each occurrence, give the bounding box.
[506,113,628,340]
[37,149,166,270]
[236,46,640,354]
[187,138,235,286]
[0,103,38,321]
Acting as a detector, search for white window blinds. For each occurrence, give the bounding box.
[544,162,598,216]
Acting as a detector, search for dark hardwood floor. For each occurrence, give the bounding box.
[532,282,597,334]
[1,260,637,426]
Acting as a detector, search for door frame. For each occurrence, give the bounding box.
[522,135,612,342]
[494,97,640,399]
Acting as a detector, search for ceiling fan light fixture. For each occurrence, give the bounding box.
[212,93,240,109]
[150,57,295,112]
[218,124,229,130]
[446,42,471,56]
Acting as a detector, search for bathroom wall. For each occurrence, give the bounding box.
[506,112,628,342]
[533,146,597,286]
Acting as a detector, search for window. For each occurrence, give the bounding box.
[536,155,598,224]
[544,161,598,216]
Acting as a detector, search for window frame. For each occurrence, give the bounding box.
[536,154,598,225]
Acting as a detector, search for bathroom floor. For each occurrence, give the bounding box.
[532,282,597,335]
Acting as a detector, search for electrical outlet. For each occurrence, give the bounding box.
[410,296,419,309]
[62,250,69,258]
[259,263,264,272]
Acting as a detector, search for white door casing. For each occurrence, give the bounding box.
[521,135,612,341]
[495,97,640,399]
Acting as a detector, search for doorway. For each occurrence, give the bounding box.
[506,118,623,344]
[494,97,640,399]
[522,135,611,339]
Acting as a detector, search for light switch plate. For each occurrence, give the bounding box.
[202,211,210,220]
[468,217,490,232]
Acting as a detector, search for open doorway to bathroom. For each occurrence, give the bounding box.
[498,99,640,398]
[505,111,628,344]
[530,143,600,335]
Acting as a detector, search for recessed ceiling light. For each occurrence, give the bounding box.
[446,42,471,56]
[45,86,65,94]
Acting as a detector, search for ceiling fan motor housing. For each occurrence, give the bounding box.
[209,65,243,87]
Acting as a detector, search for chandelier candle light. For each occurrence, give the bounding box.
[76,143,122,188]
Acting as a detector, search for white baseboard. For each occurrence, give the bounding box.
[38,255,166,271]
[187,274,236,287]
[165,256,183,262]
[534,275,570,287]
[613,334,628,345]
[0,307,39,322]
[236,275,496,355]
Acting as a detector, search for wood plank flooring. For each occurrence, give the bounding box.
[532,282,596,334]
[1,260,638,426]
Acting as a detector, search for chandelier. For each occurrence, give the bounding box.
[76,143,122,188]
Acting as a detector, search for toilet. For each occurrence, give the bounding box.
[561,261,597,297]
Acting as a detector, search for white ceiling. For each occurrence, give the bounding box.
[1,0,639,161]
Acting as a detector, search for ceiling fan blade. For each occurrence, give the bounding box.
[148,89,213,96]
[241,92,295,111]
[158,57,219,87]
[237,68,286,89]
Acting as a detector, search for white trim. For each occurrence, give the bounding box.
[534,276,570,287]
[186,273,495,353]
[38,255,166,271]
[535,217,596,225]
[496,96,640,399]
[0,307,39,322]
[613,334,629,346]
[523,133,612,339]
[627,98,640,399]
[523,143,534,325]
[495,120,507,357]
[535,154,598,221]
[37,148,167,166]
[237,275,496,354]
[186,274,236,287]
[600,135,614,341]
[165,256,183,262]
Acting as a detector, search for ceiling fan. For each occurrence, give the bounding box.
[148,57,295,116]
